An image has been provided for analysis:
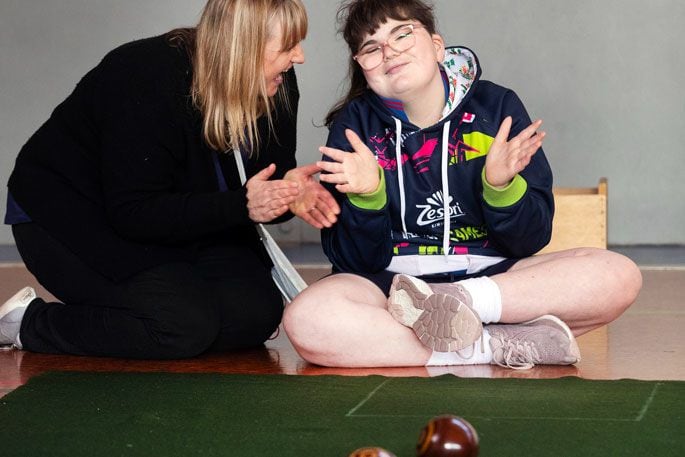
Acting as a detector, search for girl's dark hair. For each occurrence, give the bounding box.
[166,27,197,57]
[325,0,437,127]
[165,27,197,52]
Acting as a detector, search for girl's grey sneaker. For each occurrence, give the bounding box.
[0,286,36,350]
[387,274,482,352]
[487,315,581,370]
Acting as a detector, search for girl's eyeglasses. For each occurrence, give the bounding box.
[353,24,423,71]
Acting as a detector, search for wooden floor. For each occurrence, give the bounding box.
[1,264,684,399]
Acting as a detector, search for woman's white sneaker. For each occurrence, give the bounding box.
[0,286,36,349]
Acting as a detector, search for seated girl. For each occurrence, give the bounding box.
[283,0,641,370]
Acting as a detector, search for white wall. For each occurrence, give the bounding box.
[1,0,683,246]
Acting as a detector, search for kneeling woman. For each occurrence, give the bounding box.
[1,0,339,359]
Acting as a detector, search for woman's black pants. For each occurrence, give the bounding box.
[12,223,283,359]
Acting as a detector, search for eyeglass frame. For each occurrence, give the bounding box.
[352,23,425,71]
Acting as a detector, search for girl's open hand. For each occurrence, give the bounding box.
[317,129,380,195]
[484,117,546,188]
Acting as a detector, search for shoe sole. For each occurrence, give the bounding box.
[388,275,482,352]
[390,274,433,302]
[524,314,581,362]
[387,274,433,326]
[413,293,483,352]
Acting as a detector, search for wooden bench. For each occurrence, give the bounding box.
[538,178,608,254]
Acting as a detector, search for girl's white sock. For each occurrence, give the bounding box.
[457,276,502,324]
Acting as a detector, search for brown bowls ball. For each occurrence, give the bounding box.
[416,415,479,457]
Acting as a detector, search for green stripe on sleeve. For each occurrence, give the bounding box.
[482,168,528,207]
[348,167,387,210]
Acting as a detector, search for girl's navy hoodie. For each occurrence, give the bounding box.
[322,46,554,278]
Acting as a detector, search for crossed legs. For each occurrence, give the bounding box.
[283,248,642,367]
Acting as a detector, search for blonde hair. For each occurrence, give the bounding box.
[190,0,307,154]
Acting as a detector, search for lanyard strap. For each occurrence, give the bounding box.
[232,149,247,185]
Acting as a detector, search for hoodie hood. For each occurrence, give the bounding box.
[441,46,480,120]
[363,46,482,258]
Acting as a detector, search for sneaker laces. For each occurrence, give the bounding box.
[492,336,542,370]
[454,331,485,360]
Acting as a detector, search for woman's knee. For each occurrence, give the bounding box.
[146,302,221,359]
[205,282,284,351]
[234,299,283,346]
[123,264,221,357]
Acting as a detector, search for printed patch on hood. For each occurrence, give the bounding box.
[441,47,478,120]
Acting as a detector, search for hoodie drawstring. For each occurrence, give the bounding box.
[441,121,451,258]
[394,118,408,237]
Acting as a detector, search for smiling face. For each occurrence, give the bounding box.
[263,20,305,97]
[358,18,444,102]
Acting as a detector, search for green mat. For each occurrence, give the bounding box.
[1,372,683,456]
